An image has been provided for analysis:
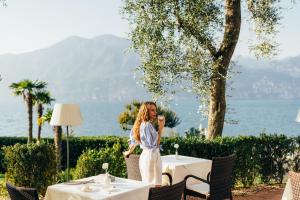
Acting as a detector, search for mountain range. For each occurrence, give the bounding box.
[0,34,300,103]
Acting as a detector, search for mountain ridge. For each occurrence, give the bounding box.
[0,34,300,103]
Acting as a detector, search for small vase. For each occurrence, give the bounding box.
[175,149,178,160]
[104,173,111,186]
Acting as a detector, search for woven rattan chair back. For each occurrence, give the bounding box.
[209,154,235,200]
[6,182,39,200]
[124,154,173,185]
[148,179,185,200]
[124,154,142,181]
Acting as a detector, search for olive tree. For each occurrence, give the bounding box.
[123,0,291,138]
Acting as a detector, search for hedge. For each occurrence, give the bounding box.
[0,134,299,187]
[2,143,57,195]
[0,136,128,173]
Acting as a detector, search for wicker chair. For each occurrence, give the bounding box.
[125,154,142,181]
[184,154,235,200]
[6,182,39,200]
[124,154,172,185]
[148,179,185,200]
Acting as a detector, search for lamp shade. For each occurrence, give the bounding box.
[50,103,83,126]
[296,109,300,123]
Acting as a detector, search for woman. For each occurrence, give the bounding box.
[124,101,165,185]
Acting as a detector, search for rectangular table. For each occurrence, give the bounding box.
[44,174,151,200]
[161,155,212,185]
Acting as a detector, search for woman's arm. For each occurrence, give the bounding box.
[123,143,137,157]
[123,129,137,157]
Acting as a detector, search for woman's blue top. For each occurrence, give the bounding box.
[129,121,159,150]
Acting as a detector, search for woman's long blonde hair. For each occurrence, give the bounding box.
[132,101,156,143]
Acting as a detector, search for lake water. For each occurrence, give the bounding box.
[0,100,300,138]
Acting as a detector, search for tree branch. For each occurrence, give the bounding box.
[217,0,241,66]
[174,0,217,57]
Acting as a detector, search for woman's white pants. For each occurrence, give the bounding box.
[139,148,162,185]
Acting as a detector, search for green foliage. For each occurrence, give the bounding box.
[0,137,28,173]
[118,100,181,131]
[2,143,57,195]
[57,168,76,183]
[64,136,128,169]
[42,108,53,124]
[0,136,128,173]
[122,0,286,98]
[0,134,299,188]
[118,100,141,130]
[73,143,126,179]
[257,133,294,184]
[184,127,203,138]
[123,0,290,138]
[0,177,7,199]
[9,79,47,97]
[247,0,286,58]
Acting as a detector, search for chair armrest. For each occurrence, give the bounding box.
[206,172,211,182]
[184,174,209,184]
[162,172,173,185]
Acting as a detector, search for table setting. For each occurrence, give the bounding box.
[161,144,212,185]
[44,163,151,200]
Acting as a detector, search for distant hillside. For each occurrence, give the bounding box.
[0,34,300,103]
[0,35,149,103]
[231,55,300,99]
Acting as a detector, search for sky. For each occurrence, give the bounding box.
[0,0,299,59]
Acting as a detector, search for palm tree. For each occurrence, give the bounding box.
[9,79,47,143]
[34,91,55,142]
[43,108,62,172]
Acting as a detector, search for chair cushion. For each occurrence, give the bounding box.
[289,171,300,199]
[186,182,210,195]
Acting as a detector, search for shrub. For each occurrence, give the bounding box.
[0,137,28,173]
[2,143,57,195]
[73,143,126,179]
[184,127,203,138]
[257,133,294,184]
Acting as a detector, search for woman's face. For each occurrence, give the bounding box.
[149,104,157,121]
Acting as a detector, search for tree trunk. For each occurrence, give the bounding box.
[26,93,33,143]
[207,0,241,139]
[37,104,43,142]
[208,73,227,139]
[54,126,62,172]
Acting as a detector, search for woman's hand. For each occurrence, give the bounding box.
[123,144,136,157]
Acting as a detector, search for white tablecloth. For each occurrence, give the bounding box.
[282,178,293,200]
[161,155,212,185]
[44,175,151,200]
